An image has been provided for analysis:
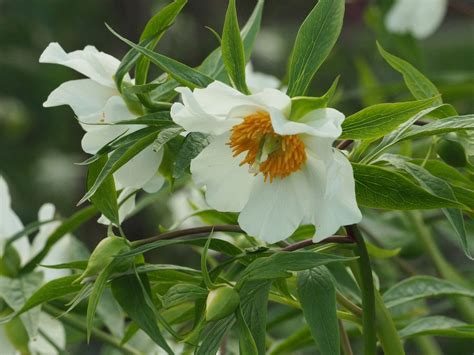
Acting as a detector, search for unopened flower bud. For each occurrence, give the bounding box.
[205,285,240,321]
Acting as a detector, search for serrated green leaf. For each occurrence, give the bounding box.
[88,156,119,225]
[112,273,173,353]
[108,24,213,89]
[173,132,210,178]
[398,316,473,339]
[21,206,98,274]
[383,276,474,308]
[352,163,464,210]
[341,97,438,140]
[290,76,339,120]
[297,267,339,355]
[221,0,249,94]
[381,155,471,259]
[79,131,158,205]
[286,0,344,97]
[377,43,442,105]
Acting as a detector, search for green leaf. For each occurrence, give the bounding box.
[152,126,184,152]
[21,205,98,274]
[173,132,210,179]
[381,155,471,259]
[398,114,474,142]
[135,0,188,85]
[398,316,473,339]
[352,163,464,210]
[108,24,213,89]
[340,97,438,140]
[238,252,355,284]
[112,274,173,353]
[195,315,235,355]
[297,267,339,355]
[79,131,158,205]
[201,234,214,289]
[221,0,249,94]
[383,276,474,308]
[162,284,208,308]
[290,76,339,120]
[236,306,258,355]
[286,0,344,97]
[87,156,119,225]
[377,43,442,105]
[239,280,271,354]
[115,0,187,90]
[366,242,401,259]
[412,159,472,187]
[355,58,385,106]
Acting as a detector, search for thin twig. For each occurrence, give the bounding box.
[339,319,354,355]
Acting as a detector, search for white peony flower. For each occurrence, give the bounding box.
[170,81,362,243]
[0,175,69,354]
[385,0,447,39]
[40,43,164,195]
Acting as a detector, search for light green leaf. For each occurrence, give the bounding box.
[21,206,98,274]
[238,252,355,284]
[152,126,184,152]
[398,316,473,339]
[352,163,464,210]
[115,0,187,90]
[377,43,442,105]
[366,242,401,259]
[290,76,339,120]
[87,156,119,225]
[383,276,474,308]
[380,155,471,259]
[287,0,345,97]
[398,114,474,141]
[196,314,235,355]
[297,267,339,355]
[340,97,438,140]
[221,0,249,93]
[79,131,158,205]
[112,274,173,353]
[97,288,125,338]
[236,306,258,355]
[411,160,471,187]
[162,284,208,308]
[173,132,210,178]
[107,24,213,89]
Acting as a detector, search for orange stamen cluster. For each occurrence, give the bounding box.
[228,112,307,182]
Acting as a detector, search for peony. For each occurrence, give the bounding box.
[170,81,362,243]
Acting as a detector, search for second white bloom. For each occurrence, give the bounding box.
[171,81,362,243]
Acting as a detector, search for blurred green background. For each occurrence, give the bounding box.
[1,0,473,353]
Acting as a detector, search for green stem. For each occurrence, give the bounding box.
[413,337,443,355]
[346,225,376,355]
[374,291,405,355]
[43,304,140,355]
[406,211,474,323]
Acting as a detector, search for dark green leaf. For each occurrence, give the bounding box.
[221,0,249,93]
[88,156,119,225]
[286,0,344,96]
[236,306,258,355]
[173,133,210,179]
[153,126,184,152]
[352,163,464,210]
[297,267,339,355]
[383,276,474,308]
[162,284,208,308]
[195,314,235,355]
[112,274,173,353]
[341,97,438,140]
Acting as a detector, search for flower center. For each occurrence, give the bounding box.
[228,112,307,182]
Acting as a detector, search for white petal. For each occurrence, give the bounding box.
[39,42,120,87]
[80,95,136,128]
[246,63,281,93]
[29,312,66,354]
[303,151,362,241]
[191,133,254,212]
[81,125,129,154]
[0,175,30,264]
[98,188,136,225]
[238,173,307,243]
[43,79,117,117]
[30,203,57,256]
[114,145,163,190]
[0,326,16,355]
[171,81,291,135]
[270,107,344,139]
[385,0,447,39]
